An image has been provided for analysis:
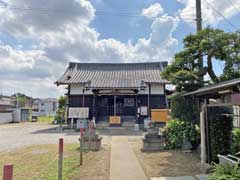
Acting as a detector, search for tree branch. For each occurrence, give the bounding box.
[207,49,219,83]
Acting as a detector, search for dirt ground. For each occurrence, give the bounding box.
[129,137,202,179]
[0,142,111,180]
[70,141,111,180]
[0,122,202,179]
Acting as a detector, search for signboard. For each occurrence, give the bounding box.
[109,116,121,125]
[140,106,148,116]
[124,98,134,107]
[77,119,88,129]
[68,107,89,118]
[151,109,169,122]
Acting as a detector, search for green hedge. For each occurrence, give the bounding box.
[208,107,233,163]
[170,93,199,123]
[231,128,240,154]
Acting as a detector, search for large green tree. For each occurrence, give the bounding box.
[162,28,240,92]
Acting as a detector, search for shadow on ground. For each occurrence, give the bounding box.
[30,125,144,137]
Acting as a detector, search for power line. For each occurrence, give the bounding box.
[228,0,240,14]
[203,0,239,30]
[0,4,195,21]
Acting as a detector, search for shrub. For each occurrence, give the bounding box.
[170,93,199,123]
[208,107,233,163]
[163,119,200,149]
[209,163,240,180]
[232,128,240,154]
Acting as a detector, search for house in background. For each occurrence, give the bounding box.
[0,96,14,112]
[0,96,14,124]
[56,62,169,127]
[33,98,58,116]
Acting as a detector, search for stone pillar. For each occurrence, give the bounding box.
[200,99,207,163]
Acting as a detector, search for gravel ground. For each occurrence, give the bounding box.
[0,122,81,152]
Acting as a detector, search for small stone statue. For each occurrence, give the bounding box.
[79,117,102,151]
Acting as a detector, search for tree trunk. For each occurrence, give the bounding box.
[207,49,219,83]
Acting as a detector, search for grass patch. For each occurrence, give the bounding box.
[37,116,55,123]
[0,143,81,180]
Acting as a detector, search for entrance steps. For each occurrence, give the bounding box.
[96,116,137,130]
[96,121,136,130]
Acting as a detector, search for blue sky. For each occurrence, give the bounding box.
[0,0,240,98]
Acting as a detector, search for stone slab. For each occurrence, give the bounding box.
[195,174,209,180]
[151,176,196,180]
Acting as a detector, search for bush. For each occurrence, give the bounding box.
[170,93,199,123]
[209,163,240,180]
[208,107,233,163]
[232,128,240,154]
[163,119,200,149]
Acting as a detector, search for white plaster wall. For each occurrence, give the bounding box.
[38,101,58,116]
[0,112,13,124]
[70,84,93,95]
[70,84,164,95]
[139,84,164,95]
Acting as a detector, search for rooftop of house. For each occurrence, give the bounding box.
[184,78,240,97]
[56,62,169,89]
[0,98,13,106]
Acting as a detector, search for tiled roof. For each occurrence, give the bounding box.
[56,62,168,89]
[0,99,13,106]
[184,78,240,96]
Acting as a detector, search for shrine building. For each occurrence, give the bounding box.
[56,62,169,126]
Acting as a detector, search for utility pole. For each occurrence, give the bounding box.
[196,0,204,85]
[196,0,202,31]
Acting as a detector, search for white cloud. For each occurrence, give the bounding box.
[178,0,240,25]
[0,0,95,37]
[142,3,164,18]
[0,1,179,97]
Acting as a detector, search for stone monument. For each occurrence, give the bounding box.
[79,118,102,151]
[142,122,164,151]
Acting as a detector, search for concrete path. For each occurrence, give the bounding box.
[151,174,209,180]
[110,136,148,180]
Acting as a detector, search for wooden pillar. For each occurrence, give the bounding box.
[200,99,207,163]
[93,93,96,118]
[82,89,85,107]
[148,84,151,118]
[114,95,116,116]
[65,85,70,123]
[3,165,13,180]
[58,138,63,180]
[135,95,139,124]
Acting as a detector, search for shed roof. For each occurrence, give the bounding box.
[184,78,240,97]
[56,62,168,89]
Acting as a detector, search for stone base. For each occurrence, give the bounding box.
[79,138,102,151]
[141,138,164,152]
[197,163,212,174]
